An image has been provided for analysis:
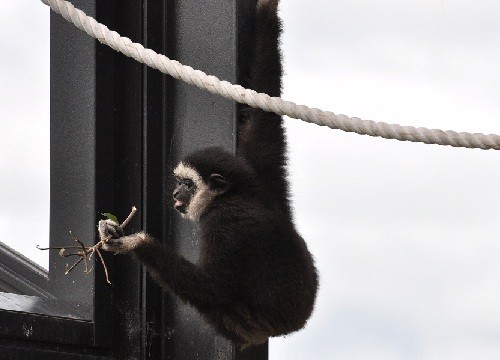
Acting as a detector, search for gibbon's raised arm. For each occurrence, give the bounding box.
[237,0,291,219]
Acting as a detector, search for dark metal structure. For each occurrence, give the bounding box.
[0,0,268,359]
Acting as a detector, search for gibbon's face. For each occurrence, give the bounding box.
[173,162,230,221]
[173,176,196,214]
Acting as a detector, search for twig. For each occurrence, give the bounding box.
[120,206,138,228]
[37,206,138,284]
[71,231,90,273]
[95,247,110,284]
[36,245,83,250]
[65,257,84,275]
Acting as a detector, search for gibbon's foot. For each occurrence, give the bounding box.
[98,219,123,239]
[98,219,146,254]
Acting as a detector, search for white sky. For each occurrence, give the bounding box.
[0,1,50,269]
[271,0,500,359]
[1,1,500,359]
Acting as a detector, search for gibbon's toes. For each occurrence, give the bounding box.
[101,236,131,254]
[103,237,122,246]
[107,224,124,239]
[102,233,145,254]
[98,219,124,240]
[101,238,123,253]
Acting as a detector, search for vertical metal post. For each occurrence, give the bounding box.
[162,0,268,358]
[111,0,268,358]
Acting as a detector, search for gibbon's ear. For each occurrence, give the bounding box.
[208,173,230,191]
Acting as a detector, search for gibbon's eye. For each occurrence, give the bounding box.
[184,179,194,189]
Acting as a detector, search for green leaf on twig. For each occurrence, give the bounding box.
[101,212,119,224]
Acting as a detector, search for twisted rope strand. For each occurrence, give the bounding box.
[41,0,500,150]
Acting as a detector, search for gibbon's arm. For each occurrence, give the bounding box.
[237,0,290,219]
[98,220,233,312]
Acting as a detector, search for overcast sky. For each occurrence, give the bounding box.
[0,1,49,269]
[1,0,500,359]
[271,0,500,359]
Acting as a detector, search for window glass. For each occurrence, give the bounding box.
[273,0,500,358]
[0,1,50,270]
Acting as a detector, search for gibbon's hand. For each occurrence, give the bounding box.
[98,219,145,254]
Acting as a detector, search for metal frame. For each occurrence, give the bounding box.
[0,1,268,358]
[0,0,115,355]
[0,243,51,298]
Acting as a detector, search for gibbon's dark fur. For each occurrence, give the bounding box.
[99,0,318,347]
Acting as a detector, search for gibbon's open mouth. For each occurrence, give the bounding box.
[174,200,187,214]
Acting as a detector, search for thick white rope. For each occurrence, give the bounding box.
[41,0,500,150]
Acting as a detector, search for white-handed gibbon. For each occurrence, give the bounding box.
[99,0,318,347]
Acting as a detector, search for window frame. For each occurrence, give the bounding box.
[0,0,268,358]
[0,0,114,351]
